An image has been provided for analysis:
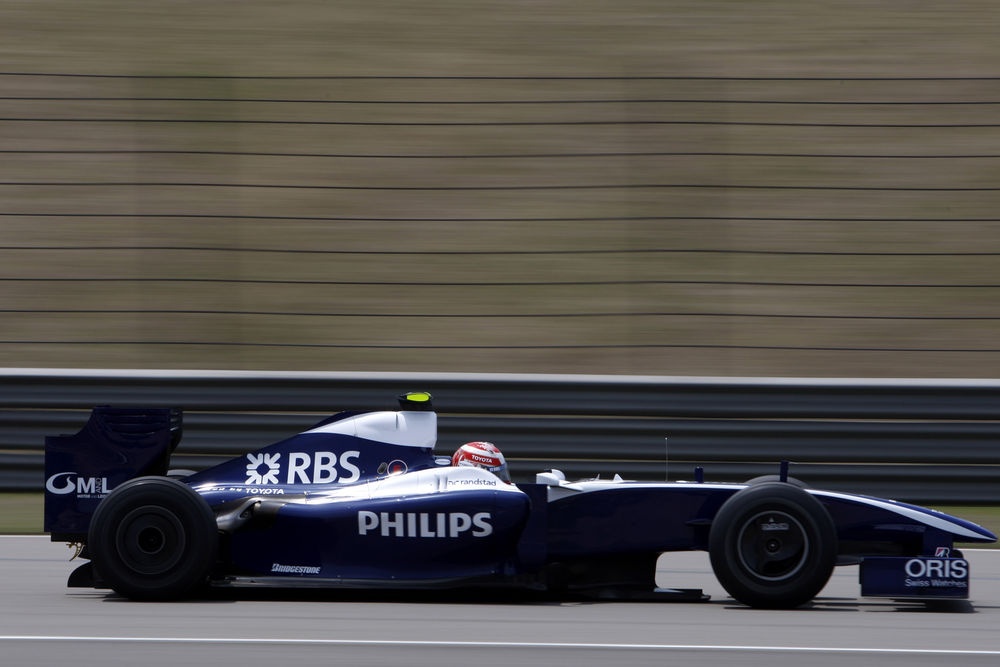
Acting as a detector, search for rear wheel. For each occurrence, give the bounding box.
[709,482,836,608]
[88,476,217,601]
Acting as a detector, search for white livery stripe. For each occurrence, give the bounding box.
[1,636,999,656]
[304,410,436,448]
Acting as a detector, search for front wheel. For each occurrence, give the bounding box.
[88,476,217,601]
[709,482,836,609]
[745,474,808,489]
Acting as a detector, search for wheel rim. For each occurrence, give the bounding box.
[735,510,809,582]
[115,504,187,576]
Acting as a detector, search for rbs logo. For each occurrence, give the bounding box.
[245,450,361,485]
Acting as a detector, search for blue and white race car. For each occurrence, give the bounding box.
[44,392,996,608]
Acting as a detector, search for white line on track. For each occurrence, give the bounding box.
[0,636,998,656]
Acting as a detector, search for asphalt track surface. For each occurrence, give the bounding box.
[2,536,999,666]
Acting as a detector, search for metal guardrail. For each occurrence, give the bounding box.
[2,370,998,503]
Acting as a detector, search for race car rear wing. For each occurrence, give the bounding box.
[44,406,182,541]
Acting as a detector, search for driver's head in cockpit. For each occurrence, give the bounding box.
[452,441,511,483]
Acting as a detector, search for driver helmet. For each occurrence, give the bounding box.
[452,441,511,483]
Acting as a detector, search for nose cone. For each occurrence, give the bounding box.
[941,513,997,543]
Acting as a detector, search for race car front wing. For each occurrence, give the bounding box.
[860,553,970,599]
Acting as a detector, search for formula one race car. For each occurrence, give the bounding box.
[44,392,996,608]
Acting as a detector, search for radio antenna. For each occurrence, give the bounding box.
[664,436,669,481]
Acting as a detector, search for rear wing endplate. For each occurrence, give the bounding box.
[44,406,182,541]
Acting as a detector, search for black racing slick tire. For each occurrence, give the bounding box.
[88,476,217,601]
[709,482,837,609]
[745,474,809,489]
